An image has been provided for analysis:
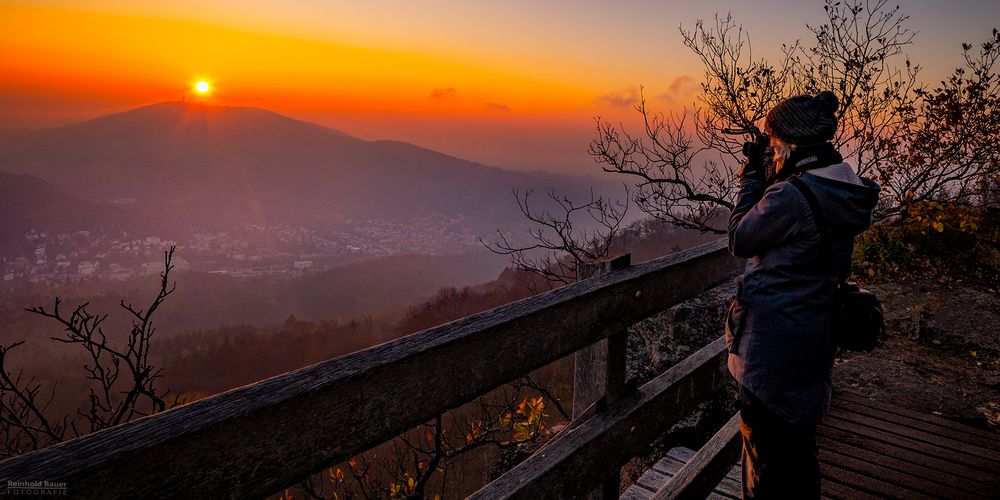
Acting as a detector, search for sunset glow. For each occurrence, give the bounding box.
[1,1,996,172]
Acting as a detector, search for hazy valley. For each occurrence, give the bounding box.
[0,102,628,290]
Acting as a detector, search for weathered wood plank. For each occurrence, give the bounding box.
[818,447,980,499]
[820,478,880,500]
[827,406,1000,463]
[573,255,632,416]
[822,415,1000,472]
[636,468,672,494]
[665,448,743,498]
[651,413,741,500]
[655,451,742,499]
[816,434,994,497]
[817,424,1000,487]
[468,336,729,500]
[0,239,742,499]
[632,464,735,500]
[622,485,655,500]
[638,447,847,500]
[601,333,630,500]
[573,256,631,500]
[832,397,1000,451]
[653,453,739,484]
[574,338,611,414]
[820,462,935,500]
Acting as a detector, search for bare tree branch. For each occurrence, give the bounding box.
[481,186,630,286]
[1,246,179,458]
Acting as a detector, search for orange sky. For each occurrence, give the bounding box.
[1,5,601,113]
[1,1,997,173]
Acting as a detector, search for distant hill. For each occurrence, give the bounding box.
[279,251,508,320]
[0,171,172,254]
[0,102,614,233]
[0,249,508,346]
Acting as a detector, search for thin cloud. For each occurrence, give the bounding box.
[656,76,699,106]
[596,88,640,107]
[486,102,511,112]
[670,75,696,94]
[428,87,458,101]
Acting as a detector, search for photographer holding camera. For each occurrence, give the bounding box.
[725,91,881,498]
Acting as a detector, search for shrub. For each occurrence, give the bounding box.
[854,202,1000,284]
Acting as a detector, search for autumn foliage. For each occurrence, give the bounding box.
[854,203,1000,283]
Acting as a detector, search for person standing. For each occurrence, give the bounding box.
[725,91,881,498]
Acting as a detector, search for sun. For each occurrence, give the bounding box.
[194,81,210,94]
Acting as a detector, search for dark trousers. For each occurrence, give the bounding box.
[739,388,821,499]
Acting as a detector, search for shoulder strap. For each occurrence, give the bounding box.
[787,176,844,281]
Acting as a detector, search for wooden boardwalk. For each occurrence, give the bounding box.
[624,391,1000,499]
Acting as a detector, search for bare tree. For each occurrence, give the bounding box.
[0,246,178,458]
[0,342,70,457]
[590,100,736,234]
[589,0,965,232]
[873,28,1000,216]
[788,0,920,178]
[590,12,796,233]
[481,187,630,288]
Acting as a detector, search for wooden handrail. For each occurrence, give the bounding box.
[0,239,742,499]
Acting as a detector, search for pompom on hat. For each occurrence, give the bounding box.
[764,91,840,145]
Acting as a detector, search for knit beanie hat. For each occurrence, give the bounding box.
[765,91,839,144]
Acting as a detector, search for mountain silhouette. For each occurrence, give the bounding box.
[0,102,611,232]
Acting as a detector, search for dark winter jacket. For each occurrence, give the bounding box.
[725,162,880,425]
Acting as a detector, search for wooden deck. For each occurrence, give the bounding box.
[624,391,1000,499]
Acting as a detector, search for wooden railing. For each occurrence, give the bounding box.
[0,239,744,499]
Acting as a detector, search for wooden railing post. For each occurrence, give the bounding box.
[574,253,631,499]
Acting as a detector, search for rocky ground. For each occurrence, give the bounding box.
[835,278,1000,430]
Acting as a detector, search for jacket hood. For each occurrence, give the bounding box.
[800,167,880,235]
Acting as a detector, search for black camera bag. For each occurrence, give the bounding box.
[788,176,885,352]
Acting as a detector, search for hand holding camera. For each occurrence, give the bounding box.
[740,133,770,181]
[740,134,771,180]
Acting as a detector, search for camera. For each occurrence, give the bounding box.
[742,132,770,159]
